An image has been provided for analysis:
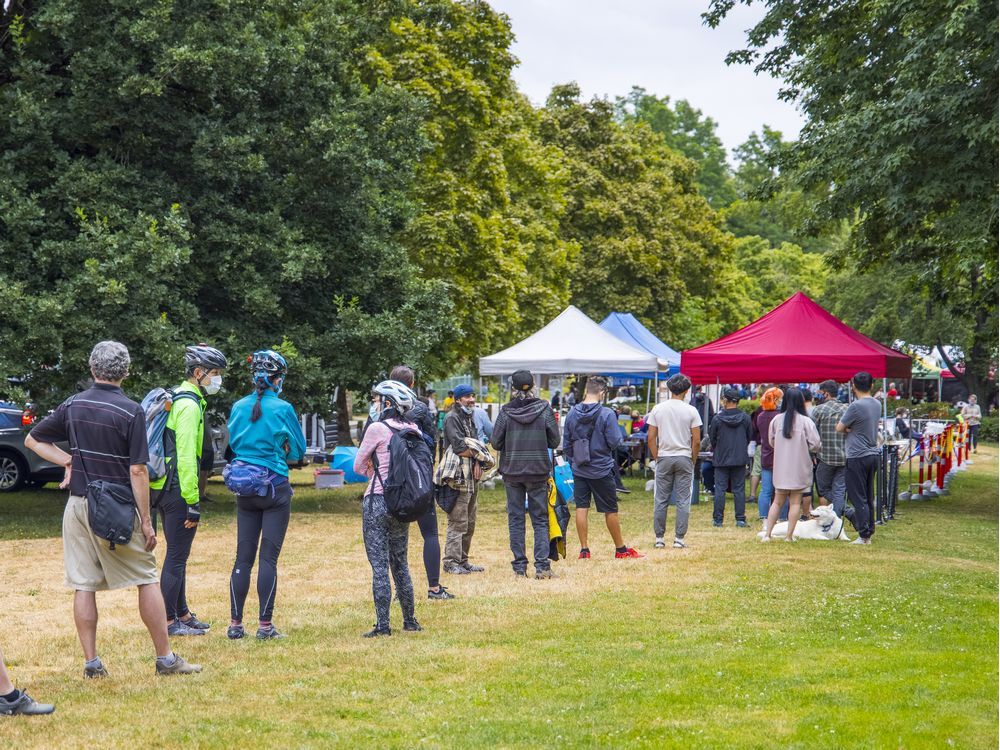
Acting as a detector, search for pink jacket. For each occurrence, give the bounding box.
[355,418,412,496]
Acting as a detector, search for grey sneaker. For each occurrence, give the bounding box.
[850,537,871,545]
[0,691,55,716]
[672,538,687,549]
[226,625,245,640]
[462,562,485,573]
[83,664,109,679]
[443,563,470,575]
[155,654,202,676]
[428,586,456,600]
[168,620,205,637]
[256,624,286,640]
[180,612,210,631]
[535,568,554,580]
[654,538,665,549]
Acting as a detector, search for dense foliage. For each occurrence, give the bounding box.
[1,0,993,409]
[706,0,999,397]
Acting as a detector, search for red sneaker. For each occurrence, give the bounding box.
[578,549,591,559]
[615,547,645,559]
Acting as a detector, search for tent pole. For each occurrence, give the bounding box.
[645,376,651,413]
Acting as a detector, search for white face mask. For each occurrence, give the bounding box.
[203,375,223,395]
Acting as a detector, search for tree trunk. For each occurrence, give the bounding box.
[336,387,355,446]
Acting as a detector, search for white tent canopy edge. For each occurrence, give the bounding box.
[478,305,666,375]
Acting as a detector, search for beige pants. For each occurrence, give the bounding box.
[443,485,478,567]
[63,495,158,591]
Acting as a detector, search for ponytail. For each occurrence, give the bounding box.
[250,382,268,423]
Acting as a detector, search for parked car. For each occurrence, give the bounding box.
[0,401,25,430]
[0,427,65,492]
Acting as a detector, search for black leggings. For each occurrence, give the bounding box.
[416,504,441,589]
[156,485,197,621]
[229,482,291,623]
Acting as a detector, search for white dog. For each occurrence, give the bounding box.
[757,504,851,542]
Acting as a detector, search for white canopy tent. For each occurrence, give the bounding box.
[479,305,665,375]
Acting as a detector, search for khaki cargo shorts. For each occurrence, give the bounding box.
[63,495,158,591]
[751,449,763,479]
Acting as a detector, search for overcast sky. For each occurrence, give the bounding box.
[488,0,804,161]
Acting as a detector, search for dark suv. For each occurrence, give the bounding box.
[0,427,65,491]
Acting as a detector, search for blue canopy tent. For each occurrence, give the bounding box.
[599,313,681,386]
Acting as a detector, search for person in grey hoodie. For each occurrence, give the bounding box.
[491,370,560,578]
[707,387,752,527]
[563,377,644,560]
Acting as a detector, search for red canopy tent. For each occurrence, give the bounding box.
[680,292,912,384]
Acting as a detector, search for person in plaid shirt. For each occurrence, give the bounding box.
[810,380,849,517]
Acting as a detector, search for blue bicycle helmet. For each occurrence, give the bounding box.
[249,350,288,392]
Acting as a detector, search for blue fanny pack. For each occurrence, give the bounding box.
[223,460,287,497]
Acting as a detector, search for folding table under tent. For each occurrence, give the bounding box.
[679,292,912,384]
[478,305,666,375]
[599,312,681,383]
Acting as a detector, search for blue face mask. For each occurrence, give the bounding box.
[369,401,380,421]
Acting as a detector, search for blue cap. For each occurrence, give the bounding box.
[453,384,474,399]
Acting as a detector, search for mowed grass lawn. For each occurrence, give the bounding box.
[0,447,996,749]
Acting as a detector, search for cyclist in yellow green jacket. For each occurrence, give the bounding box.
[152,345,228,636]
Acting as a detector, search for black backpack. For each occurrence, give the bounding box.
[371,424,434,522]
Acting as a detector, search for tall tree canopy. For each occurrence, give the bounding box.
[0,0,449,410]
[705,0,998,396]
[541,83,753,350]
[362,0,573,368]
[617,87,737,208]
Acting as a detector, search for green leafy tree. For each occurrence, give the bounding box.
[0,0,449,413]
[540,83,752,350]
[617,87,737,208]
[724,126,845,255]
[361,0,573,370]
[705,0,998,396]
[734,236,828,305]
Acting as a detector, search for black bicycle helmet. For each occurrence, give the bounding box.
[185,344,228,373]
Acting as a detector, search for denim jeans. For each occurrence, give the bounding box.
[756,468,788,522]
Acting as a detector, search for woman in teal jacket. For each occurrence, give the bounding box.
[225,350,305,640]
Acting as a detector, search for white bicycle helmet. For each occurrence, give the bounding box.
[372,380,416,416]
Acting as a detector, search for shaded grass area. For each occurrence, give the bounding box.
[0,448,996,748]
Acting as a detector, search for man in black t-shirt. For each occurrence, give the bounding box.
[26,341,201,678]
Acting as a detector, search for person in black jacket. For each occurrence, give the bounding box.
[388,366,454,600]
[491,370,560,579]
[707,387,752,527]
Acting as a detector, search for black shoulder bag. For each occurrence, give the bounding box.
[67,397,138,550]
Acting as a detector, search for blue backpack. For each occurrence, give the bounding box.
[371,425,434,522]
[140,388,201,482]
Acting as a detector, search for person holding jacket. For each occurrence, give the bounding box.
[708,387,752,527]
[151,344,228,637]
[442,385,486,574]
[491,370,560,579]
[563,376,644,560]
[226,350,306,640]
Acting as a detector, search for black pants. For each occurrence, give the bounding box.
[415,504,441,589]
[712,465,746,523]
[845,454,878,540]
[504,479,550,574]
[156,484,197,621]
[229,482,292,622]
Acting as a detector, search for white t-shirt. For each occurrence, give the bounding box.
[646,398,703,457]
